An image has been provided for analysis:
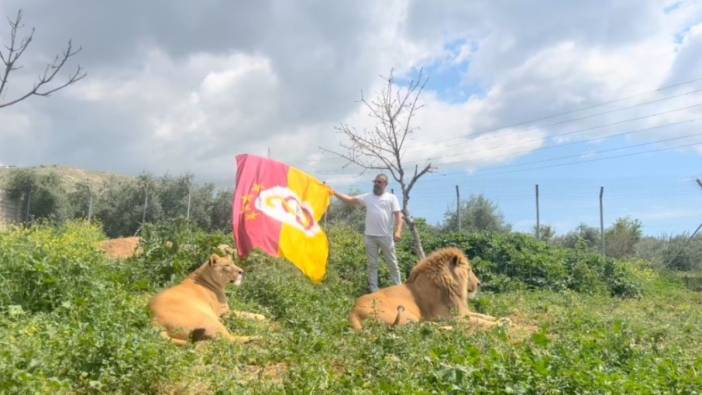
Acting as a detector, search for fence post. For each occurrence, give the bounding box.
[535,184,541,240]
[25,185,31,222]
[142,186,148,225]
[87,187,93,221]
[456,185,461,232]
[186,184,192,220]
[321,181,328,228]
[599,186,605,259]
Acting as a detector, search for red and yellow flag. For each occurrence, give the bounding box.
[232,154,332,283]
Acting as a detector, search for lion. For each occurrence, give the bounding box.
[98,236,142,260]
[349,247,506,331]
[149,252,265,345]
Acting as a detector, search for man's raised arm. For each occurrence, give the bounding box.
[333,190,362,206]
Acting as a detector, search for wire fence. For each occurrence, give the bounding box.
[0,190,21,227]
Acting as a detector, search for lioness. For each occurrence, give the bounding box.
[349,247,505,330]
[149,253,264,345]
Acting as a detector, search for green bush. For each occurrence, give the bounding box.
[0,221,105,312]
[418,231,641,297]
[0,221,193,393]
[133,218,230,287]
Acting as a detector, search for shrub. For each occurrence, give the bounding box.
[417,231,641,297]
[133,218,230,287]
[0,221,105,312]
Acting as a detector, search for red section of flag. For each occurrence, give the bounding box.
[232,154,289,258]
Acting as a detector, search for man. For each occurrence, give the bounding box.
[333,174,403,292]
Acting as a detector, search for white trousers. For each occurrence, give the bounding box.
[364,235,401,292]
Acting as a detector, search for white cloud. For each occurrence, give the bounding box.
[0,0,700,186]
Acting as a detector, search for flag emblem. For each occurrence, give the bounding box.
[255,186,320,236]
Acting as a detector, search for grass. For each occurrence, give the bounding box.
[1,222,701,393]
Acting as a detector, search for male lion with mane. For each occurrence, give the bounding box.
[349,247,506,330]
[149,248,264,345]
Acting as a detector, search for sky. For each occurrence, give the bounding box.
[0,0,701,236]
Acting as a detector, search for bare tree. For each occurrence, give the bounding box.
[324,69,433,259]
[0,9,85,109]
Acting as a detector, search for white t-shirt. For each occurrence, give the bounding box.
[357,192,402,237]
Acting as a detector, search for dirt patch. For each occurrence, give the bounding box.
[98,236,142,260]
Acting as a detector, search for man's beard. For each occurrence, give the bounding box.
[373,184,383,195]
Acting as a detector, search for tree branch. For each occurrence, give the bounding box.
[0,9,85,109]
[323,68,435,258]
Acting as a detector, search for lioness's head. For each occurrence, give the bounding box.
[206,254,245,287]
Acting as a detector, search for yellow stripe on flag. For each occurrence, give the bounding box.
[278,167,332,283]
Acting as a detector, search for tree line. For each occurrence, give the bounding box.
[4,167,700,271]
[329,191,702,271]
[3,168,232,237]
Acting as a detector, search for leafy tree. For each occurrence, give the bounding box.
[442,194,511,233]
[534,224,556,243]
[637,233,702,271]
[555,223,600,250]
[5,169,69,222]
[187,182,218,231]
[95,175,163,237]
[634,236,667,266]
[662,234,702,271]
[325,188,365,232]
[67,181,104,220]
[209,189,233,233]
[154,174,193,220]
[605,217,642,258]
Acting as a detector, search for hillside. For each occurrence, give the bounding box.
[0,165,132,192]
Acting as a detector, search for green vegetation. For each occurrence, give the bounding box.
[1,221,701,393]
[442,194,512,234]
[1,166,233,236]
[418,231,642,297]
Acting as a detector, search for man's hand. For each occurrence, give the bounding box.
[393,211,403,242]
[334,190,361,206]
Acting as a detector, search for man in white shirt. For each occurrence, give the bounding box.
[333,174,403,292]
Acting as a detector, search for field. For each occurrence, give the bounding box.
[1,221,701,394]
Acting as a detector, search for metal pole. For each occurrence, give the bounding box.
[456,185,461,232]
[536,184,541,240]
[599,186,605,259]
[142,186,148,224]
[665,223,702,269]
[25,185,31,222]
[322,181,328,227]
[186,185,192,220]
[666,179,702,268]
[87,187,93,221]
